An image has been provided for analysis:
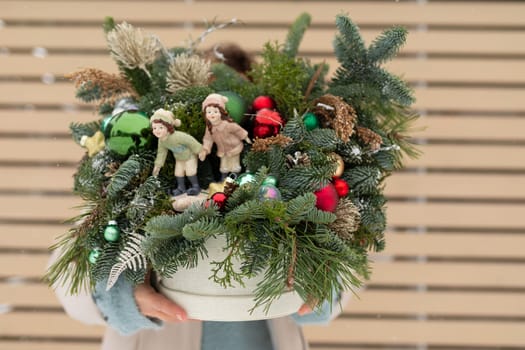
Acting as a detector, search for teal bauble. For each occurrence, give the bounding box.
[220,91,247,123]
[103,110,151,156]
[237,173,256,186]
[262,175,278,187]
[302,112,319,131]
[258,184,281,201]
[88,249,101,264]
[103,220,120,242]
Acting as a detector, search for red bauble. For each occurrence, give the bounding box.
[253,124,273,139]
[208,192,228,211]
[332,177,349,197]
[252,95,275,111]
[253,108,283,138]
[314,184,339,212]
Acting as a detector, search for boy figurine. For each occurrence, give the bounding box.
[150,108,202,196]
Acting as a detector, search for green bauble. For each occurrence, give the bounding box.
[237,173,256,186]
[103,220,120,242]
[262,175,278,187]
[103,110,151,156]
[302,112,319,131]
[88,249,100,264]
[220,91,247,123]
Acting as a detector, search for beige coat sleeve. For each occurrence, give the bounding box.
[47,248,106,326]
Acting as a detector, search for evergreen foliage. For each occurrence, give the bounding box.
[46,13,420,315]
[283,12,312,58]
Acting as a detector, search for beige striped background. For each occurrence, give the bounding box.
[1,1,524,349]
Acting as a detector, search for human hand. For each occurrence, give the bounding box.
[134,282,188,322]
[198,150,207,161]
[297,303,313,316]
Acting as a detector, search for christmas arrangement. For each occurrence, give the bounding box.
[46,13,419,318]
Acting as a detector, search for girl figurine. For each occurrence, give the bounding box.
[198,93,251,180]
[150,108,203,196]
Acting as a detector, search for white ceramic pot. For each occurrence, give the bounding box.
[158,235,304,321]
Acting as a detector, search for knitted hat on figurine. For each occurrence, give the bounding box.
[202,93,229,111]
[150,108,181,127]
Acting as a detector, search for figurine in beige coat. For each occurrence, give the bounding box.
[198,93,251,180]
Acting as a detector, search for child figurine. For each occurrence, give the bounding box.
[198,93,251,180]
[150,108,203,196]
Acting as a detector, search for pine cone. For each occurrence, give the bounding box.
[356,126,382,151]
[312,94,357,142]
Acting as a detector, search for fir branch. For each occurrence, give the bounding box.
[106,155,142,199]
[368,26,408,65]
[282,12,312,58]
[333,14,367,66]
[182,218,226,241]
[344,165,382,195]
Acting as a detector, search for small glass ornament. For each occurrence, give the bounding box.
[332,177,350,197]
[258,184,281,201]
[302,112,319,131]
[88,249,101,264]
[237,173,256,186]
[104,220,121,242]
[209,192,228,211]
[262,175,278,187]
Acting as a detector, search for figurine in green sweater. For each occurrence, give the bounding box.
[150,108,203,196]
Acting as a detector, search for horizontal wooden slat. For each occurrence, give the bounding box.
[1,312,104,338]
[346,289,525,316]
[405,144,524,169]
[1,283,59,307]
[0,195,79,221]
[2,27,524,55]
[3,111,525,144]
[0,139,84,162]
[0,195,523,228]
[386,173,525,199]
[2,167,524,200]
[0,167,76,191]
[3,1,525,26]
[303,319,525,346]
[3,55,525,84]
[0,224,66,249]
[371,260,525,287]
[5,282,525,318]
[2,83,524,112]
[0,110,98,134]
[414,115,525,141]
[5,254,525,287]
[3,137,524,170]
[388,202,524,229]
[383,232,525,258]
[0,342,100,350]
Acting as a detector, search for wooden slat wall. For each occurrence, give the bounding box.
[1,1,524,349]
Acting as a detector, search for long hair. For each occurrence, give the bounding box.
[203,103,234,134]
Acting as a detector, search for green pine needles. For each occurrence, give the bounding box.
[46,12,420,316]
